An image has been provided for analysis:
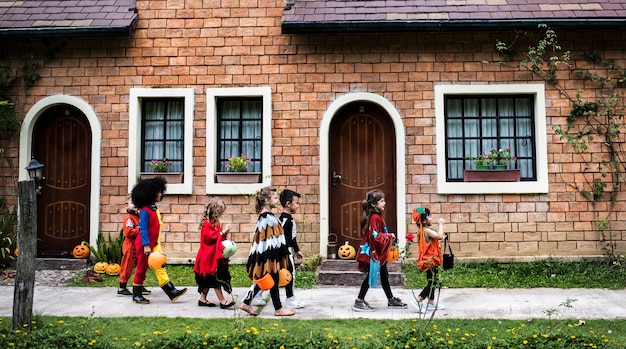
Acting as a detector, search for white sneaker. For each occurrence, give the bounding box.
[285,296,305,309]
[251,292,267,306]
[426,302,445,311]
[410,299,427,313]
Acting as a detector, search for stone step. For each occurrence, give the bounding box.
[317,259,404,286]
[36,258,89,270]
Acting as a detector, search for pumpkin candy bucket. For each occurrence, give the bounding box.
[254,273,275,291]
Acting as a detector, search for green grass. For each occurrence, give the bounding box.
[403,259,626,289]
[1,316,623,348]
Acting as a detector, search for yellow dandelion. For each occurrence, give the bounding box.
[523,340,528,344]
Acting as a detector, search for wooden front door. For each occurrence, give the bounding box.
[329,102,396,250]
[33,105,92,257]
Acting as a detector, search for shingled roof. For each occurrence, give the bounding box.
[282,0,626,34]
[0,0,138,37]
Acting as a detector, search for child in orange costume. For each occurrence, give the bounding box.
[117,195,149,296]
[411,206,446,313]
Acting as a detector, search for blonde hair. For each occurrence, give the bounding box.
[201,197,226,228]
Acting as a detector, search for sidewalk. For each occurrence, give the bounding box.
[2,285,625,320]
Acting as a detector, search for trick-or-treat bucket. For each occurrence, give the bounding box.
[327,233,338,259]
[254,273,275,291]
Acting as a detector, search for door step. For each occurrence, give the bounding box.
[36,258,89,270]
[317,259,404,286]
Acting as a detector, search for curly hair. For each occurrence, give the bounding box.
[131,177,167,209]
[201,197,226,228]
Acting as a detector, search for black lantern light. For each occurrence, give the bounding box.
[25,156,44,194]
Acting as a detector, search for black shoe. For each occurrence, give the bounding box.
[161,281,188,302]
[198,300,216,307]
[388,297,407,308]
[141,286,152,295]
[132,286,150,304]
[117,288,132,296]
[220,301,236,309]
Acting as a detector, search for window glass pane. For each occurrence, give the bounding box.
[444,94,536,181]
[217,98,263,172]
[141,99,184,172]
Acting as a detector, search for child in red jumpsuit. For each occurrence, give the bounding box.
[117,195,152,296]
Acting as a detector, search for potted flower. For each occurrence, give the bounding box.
[465,151,493,170]
[488,148,516,168]
[141,158,183,183]
[225,153,251,172]
[216,153,260,183]
[149,158,172,172]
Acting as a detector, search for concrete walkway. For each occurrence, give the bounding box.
[1,285,625,320]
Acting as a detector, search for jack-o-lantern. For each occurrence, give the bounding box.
[148,251,167,270]
[72,242,90,259]
[387,246,399,262]
[278,268,292,287]
[338,241,356,260]
[105,263,121,276]
[93,261,108,274]
[13,247,18,257]
[221,240,237,259]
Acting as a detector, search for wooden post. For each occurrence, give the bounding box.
[12,180,37,329]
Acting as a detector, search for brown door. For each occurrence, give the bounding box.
[33,105,91,257]
[329,102,396,250]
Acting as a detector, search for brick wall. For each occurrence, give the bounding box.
[1,0,625,261]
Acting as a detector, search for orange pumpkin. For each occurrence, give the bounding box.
[93,261,108,274]
[105,263,121,276]
[387,246,399,262]
[72,242,90,259]
[148,251,167,270]
[278,268,292,287]
[338,241,356,260]
[13,247,18,257]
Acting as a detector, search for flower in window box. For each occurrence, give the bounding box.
[149,158,172,172]
[465,151,493,167]
[488,147,517,165]
[225,154,251,172]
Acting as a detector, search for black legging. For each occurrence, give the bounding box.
[358,263,393,300]
[418,267,439,301]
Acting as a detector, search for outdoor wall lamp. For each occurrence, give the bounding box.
[25,156,44,194]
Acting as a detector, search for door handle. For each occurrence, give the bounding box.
[332,171,342,187]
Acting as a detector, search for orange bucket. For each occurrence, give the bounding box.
[254,273,275,291]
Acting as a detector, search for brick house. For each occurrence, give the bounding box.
[1,0,625,263]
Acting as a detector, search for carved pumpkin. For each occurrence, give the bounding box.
[148,251,167,270]
[105,263,121,276]
[13,247,18,257]
[338,241,356,260]
[72,242,90,259]
[93,261,108,274]
[278,268,292,287]
[387,246,399,262]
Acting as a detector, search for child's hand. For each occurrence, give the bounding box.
[223,224,232,234]
[143,245,151,255]
[438,218,446,225]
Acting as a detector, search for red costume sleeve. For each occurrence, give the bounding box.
[193,219,225,276]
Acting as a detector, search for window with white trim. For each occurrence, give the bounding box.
[435,84,549,194]
[206,87,272,194]
[128,88,194,195]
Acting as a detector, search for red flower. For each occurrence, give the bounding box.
[406,233,415,242]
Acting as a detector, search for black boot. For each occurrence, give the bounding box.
[161,281,188,302]
[132,285,150,304]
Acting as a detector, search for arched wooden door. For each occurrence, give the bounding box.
[329,102,397,250]
[33,105,92,257]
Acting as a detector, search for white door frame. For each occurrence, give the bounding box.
[19,95,102,248]
[319,93,407,257]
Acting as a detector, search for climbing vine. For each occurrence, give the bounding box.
[496,24,626,267]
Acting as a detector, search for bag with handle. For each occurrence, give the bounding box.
[442,234,454,270]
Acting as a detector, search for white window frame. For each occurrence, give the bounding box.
[128,88,194,194]
[206,87,272,194]
[435,84,549,194]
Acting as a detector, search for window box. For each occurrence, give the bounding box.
[215,172,261,184]
[464,169,520,182]
[139,172,184,184]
